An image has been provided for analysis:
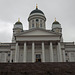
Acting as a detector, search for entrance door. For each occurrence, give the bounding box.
[36,54,41,62]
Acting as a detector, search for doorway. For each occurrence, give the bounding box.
[36,54,41,62]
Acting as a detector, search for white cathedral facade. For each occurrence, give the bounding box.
[0,6,75,63]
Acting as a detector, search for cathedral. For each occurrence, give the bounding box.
[0,5,75,63]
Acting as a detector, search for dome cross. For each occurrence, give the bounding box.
[36,4,38,9]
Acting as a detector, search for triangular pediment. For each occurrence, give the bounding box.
[16,29,59,36]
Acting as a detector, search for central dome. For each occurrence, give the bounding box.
[30,7,44,15]
[28,5,46,29]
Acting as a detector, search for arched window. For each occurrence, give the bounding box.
[32,20,34,23]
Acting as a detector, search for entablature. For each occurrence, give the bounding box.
[16,36,60,42]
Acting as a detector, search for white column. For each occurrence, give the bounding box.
[58,42,62,62]
[23,42,27,62]
[10,50,13,62]
[42,42,45,62]
[32,42,35,62]
[4,52,7,62]
[68,52,71,62]
[15,43,18,62]
[63,50,66,62]
[50,42,54,62]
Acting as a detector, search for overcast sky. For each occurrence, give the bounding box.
[0,0,75,43]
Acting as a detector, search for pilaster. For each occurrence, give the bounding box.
[63,50,66,62]
[10,50,13,62]
[4,52,7,62]
[68,52,71,62]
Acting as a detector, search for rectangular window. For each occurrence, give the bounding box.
[40,24,42,27]
[32,24,34,27]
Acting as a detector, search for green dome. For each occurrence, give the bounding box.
[14,19,23,29]
[30,8,44,15]
[52,21,60,24]
[15,21,22,25]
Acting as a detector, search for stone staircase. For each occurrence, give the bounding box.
[0,62,75,75]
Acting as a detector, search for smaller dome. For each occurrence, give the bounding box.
[52,18,60,24]
[14,18,23,29]
[15,21,22,25]
[52,18,61,29]
[15,18,22,25]
[52,21,60,24]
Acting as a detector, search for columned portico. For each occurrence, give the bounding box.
[32,42,35,62]
[50,42,54,62]
[15,43,19,62]
[23,42,27,62]
[58,42,62,62]
[42,42,45,62]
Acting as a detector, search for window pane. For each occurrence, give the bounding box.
[40,20,42,22]
[32,24,34,27]
[32,20,34,23]
[36,19,39,22]
[40,24,42,27]
[8,54,10,56]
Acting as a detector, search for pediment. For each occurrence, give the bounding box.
[16,29,58,36]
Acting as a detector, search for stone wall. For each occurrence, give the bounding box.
[0,62,75,75]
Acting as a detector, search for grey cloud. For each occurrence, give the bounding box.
[0,0,75,42]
